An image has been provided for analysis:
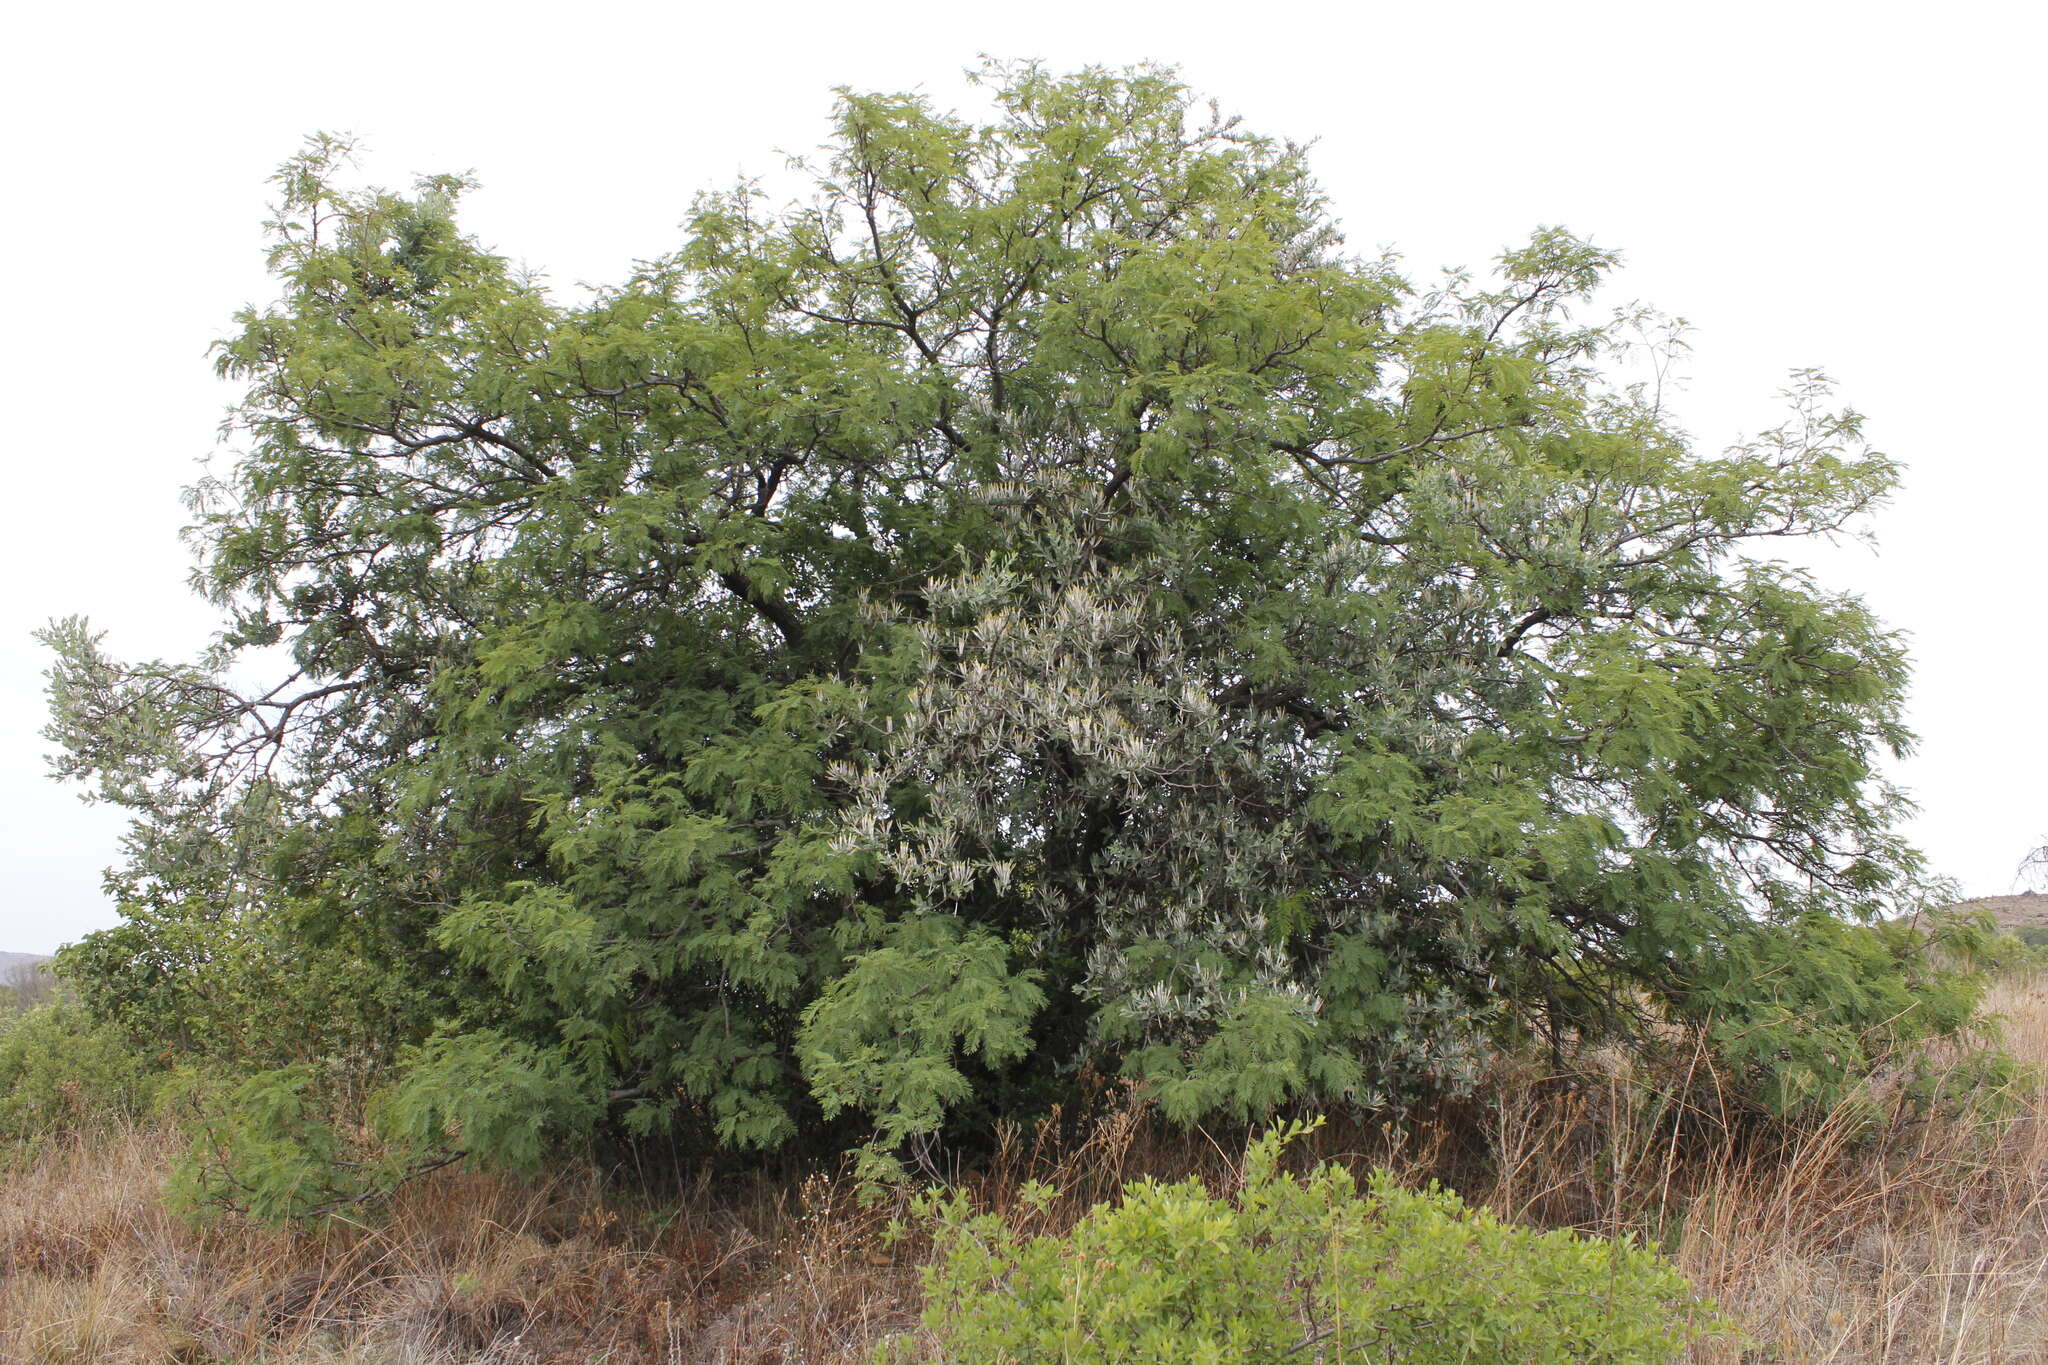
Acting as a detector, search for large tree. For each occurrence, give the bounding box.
[45,64,1984,1203]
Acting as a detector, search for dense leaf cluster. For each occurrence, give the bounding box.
[42,64,1990,1202]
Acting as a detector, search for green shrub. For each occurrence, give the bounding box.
[0,1000,164,1145]
[886,1122,1722,1364]
[46,63,1967,1189]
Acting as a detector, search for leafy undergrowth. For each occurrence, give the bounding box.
[891,1121,1723,1363]
[6,977,2048,1363]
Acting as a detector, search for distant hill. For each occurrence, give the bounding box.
[1944,893,2048,932]
[0,951,51,976]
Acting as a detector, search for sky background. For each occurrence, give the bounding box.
[2,0,2041,955]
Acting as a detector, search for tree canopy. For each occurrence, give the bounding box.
[43,63,1990,1204]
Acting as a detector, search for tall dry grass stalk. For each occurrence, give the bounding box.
[7,980,2048,1362]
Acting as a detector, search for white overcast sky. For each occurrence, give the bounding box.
[2,1,2041,955]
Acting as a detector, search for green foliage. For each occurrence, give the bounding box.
[0,1001,165,1146]
[886,1122,1722,1363]
[166,1065,369,1220]
[1684,910,2008,1117]
[380,1030,604,1171]
[799,915,1045,1173]
[39,62,1992,1206]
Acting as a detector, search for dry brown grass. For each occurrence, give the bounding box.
[1670,972,2048,1363]
[0,1126,919,1363]
[1452,971,2048,1364]
[9,984,2048,1363]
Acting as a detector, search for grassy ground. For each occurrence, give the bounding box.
[6,977,2048,1363]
